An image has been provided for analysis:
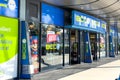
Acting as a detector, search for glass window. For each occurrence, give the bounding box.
[64,29,69,65]
[28,21,39,74]
[100,34,106,57]
[41,24,63,70]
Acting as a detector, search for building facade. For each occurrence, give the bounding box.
[0,0,118,79]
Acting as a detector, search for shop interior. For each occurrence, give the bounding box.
[89,32,98,61]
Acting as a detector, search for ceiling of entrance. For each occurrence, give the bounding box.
[42,0,120,31]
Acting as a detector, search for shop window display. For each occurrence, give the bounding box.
[28,22,39,74]
[41,24,63,70]
[64,29,70,65]
[100,34,106,57]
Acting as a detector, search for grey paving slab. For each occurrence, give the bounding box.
[32,55,120,80]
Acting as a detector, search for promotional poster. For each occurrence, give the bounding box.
[30,36,39,74]
[0,16,18,79]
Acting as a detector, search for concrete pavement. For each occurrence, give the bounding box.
[32,55,120,80]
[59,60,120,80]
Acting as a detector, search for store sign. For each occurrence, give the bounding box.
[0,0,18,18]
[46,43,57,50]
[42,3,64,26]
[110,25,118,37]
[73,11,100,29]
[72,10,106,33]
[101,21,107,33]
[47,34,57,43]
[0,16,18,79]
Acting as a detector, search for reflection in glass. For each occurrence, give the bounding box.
[41,24,63,70]
[28,21,39,74]
[100,34,106,57]
[64,29,69,65]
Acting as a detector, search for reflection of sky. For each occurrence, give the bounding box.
[42,13,54,24]
[42,3,64,26]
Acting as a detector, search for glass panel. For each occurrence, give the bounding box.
[41,24,63,70]
[28,21,39,74]
[90,33,97,60]
[100,34,106,57]
[70,30,79,64]
[80,31,85,62]
[97,34,100,59]
[64,29,69,65]
[113,37,117,55]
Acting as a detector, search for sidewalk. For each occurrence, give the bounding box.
[59,60,120,80]
[32,55,120,80]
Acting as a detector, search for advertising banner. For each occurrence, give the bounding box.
[0,16,18,79]
[30,36,39,74]
[47,34,57,43]
[0,0,18,18]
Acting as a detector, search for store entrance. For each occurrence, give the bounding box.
[70,30,80,64]
[90,32,97,61]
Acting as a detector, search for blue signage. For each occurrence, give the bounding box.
[109,35,115,57]
[71,10,106,33]
[0,0,18,18]
[41,3,64,26]
[101,21,107,34]
[110,25,118,37]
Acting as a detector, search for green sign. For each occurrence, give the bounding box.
[0,16,18,63]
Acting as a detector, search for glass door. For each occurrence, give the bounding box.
[28,21,39,74]
[64,29,70,65]
[70,30,79,64]
[90,32,97,61]
[80,31,85,62]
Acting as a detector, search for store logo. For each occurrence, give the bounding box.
[8,0,16,10]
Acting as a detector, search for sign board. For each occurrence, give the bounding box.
[72,10,106,33]
[0,0,18,18]
[0,16,18,79]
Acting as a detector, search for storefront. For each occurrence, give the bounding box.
[65,10,107,63]
[40,3,65,71]
[20,2,65,78]
[20,1,108,79]
[0,0,19,79]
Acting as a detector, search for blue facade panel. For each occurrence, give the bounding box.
[42,3,64,26]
